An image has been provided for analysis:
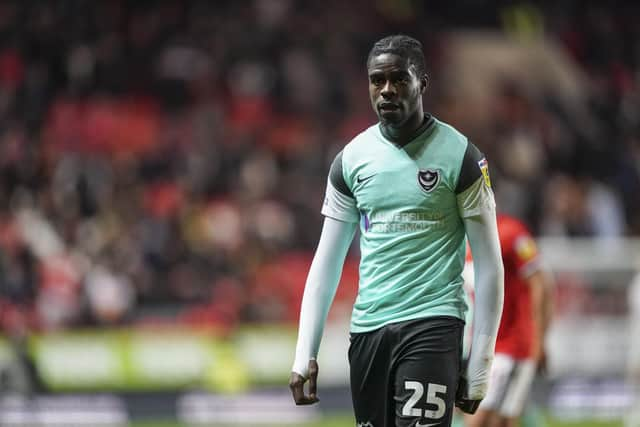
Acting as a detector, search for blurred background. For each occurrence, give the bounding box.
[0,0,638,426]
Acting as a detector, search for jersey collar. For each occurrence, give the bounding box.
[378,114,436,148]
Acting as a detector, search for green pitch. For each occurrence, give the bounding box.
[130,415,621,427]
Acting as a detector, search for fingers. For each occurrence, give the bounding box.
[289,369,320,406]
[455,398,482,414]
[455,375,468,401]
[289,373,306,404]
[307,360,319,400]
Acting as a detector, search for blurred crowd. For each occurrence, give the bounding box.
[0,0,638,333]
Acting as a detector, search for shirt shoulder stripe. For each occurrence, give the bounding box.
[455,141,484,194]
[329,150,353,198]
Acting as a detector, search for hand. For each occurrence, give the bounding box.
[289,359,320,405]
[455,375,482,414]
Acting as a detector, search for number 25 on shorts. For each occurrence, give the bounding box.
[402,381,447,420]
[402,381,447,421]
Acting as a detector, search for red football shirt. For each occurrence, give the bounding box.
[465,214,540,359]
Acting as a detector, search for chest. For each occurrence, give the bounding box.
[351,145,457,215]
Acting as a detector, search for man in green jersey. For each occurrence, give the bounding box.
[289,35,504,427]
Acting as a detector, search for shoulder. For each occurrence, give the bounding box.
[433,118,469,148]
[339,125,381,183]
[450,128,484,194]
[431,117,482,175]
[330,124,377,174]
[342,124,379,158]
[329,125,378,197]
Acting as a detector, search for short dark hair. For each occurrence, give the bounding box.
[367,35,426,77]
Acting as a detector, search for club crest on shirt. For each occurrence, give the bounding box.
[478,157,491,188]
[417,169,440,193]
[356,422,374,427]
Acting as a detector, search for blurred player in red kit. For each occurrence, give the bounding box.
[463,214,554,427]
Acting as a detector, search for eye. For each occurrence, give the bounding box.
[394,75,410,85]
[370,75,384,86]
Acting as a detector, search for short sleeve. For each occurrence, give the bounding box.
[328,150,353,198]
[456,141,486,194]
[457,176,496,219]
[321,151,359,223]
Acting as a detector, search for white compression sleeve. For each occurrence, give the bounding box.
[291,216,357,378]
[463,207,504,400]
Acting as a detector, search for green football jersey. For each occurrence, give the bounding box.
[321,115,493,333]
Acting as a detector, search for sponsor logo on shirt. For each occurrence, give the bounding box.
[357,422,374,427]
[360,211,445,233]
[478,158,491,188]
[417,169,440,193]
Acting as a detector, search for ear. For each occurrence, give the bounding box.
[420,74,429,93]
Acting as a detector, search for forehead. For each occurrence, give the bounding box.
[368,53,414,75]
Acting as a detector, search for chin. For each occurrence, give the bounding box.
[379,112,404,126]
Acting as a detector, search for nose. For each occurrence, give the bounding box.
[381,81,396,98]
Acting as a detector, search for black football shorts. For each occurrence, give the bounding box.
[348,316,464,427]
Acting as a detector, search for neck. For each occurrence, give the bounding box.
[380,111,430,146]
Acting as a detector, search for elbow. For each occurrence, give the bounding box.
[482,256,504,291]
[481,258,504,304]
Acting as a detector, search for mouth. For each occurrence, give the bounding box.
[378,102,400,113]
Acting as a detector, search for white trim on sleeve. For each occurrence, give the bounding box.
[457,176,496,219]
[321,179,359,223]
